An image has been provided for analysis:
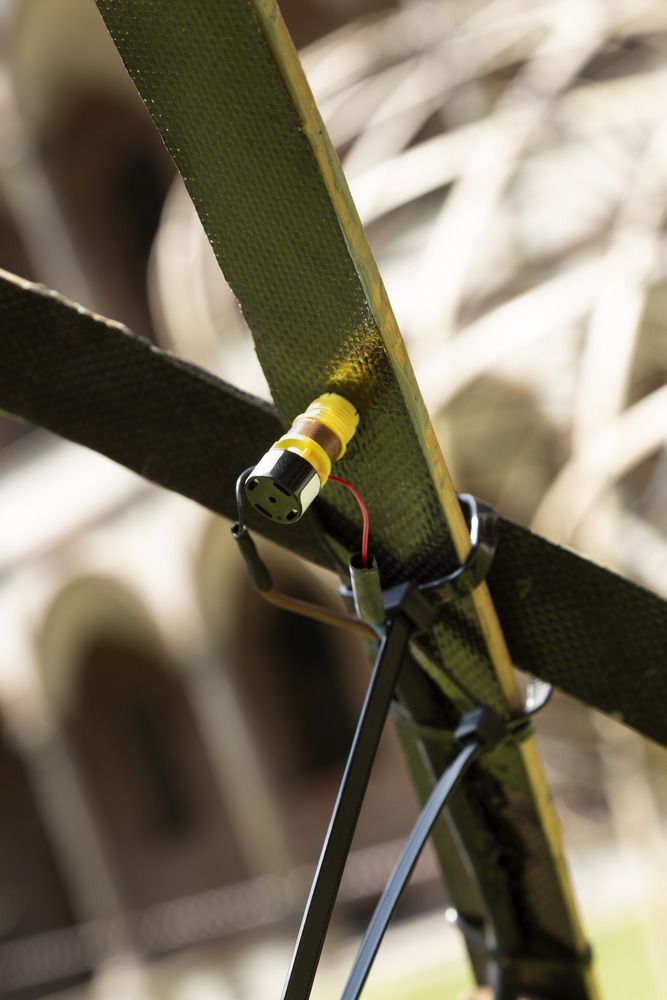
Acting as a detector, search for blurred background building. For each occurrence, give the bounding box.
[1,0,667,998]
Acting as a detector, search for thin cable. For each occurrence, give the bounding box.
[329,475,370,566]
[235,466,254,528]
[341,741,482,1000]
[233,469,377,641]
[262,589,377,641]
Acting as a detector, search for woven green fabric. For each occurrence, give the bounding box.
[93,0,460,595]
[7,0,612,991]
[3,269,665,749]
[88,1,602,991]
[10,257,667,993]
[0,270,330,565]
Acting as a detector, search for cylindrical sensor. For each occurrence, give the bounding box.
[245,448,320,523]
[245,393,359,523]
[349,553,385,626]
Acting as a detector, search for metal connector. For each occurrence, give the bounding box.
[245,449,320,523]
[349,553,385,626]
[244,393,359,522]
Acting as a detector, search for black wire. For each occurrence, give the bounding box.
[235,466,254,529]
[281,615,412,1000]
[341,740,482,1000]
[445,909,592,998]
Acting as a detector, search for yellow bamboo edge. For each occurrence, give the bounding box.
[252,2,600,994]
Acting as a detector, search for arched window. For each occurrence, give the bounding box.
[231,574,358,788]
[264,595,357,780]
[0,720,74,942]
[228,570,424,865]
[42,91,175,341]
[67,638,247,909]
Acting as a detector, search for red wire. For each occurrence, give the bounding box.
[329,475,370,566]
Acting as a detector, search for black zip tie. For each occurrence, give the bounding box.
[391,678,553,744]
[341,705,508,1000]
[278,504,498,999]
[232,467,274,590]
[419,493,498,604]
[390,701,459,746]
[343,492,499,620]
[507,677,553,739]
[446,910,593,973]
[281,610,418,1000]
[232,465,503,1000]
[234,466,254,530]
[343,685,556,997]
[234,463,544,999]
[230,522,273,592]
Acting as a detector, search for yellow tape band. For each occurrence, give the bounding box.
[275,434,332,483]
[299,393,359,458]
